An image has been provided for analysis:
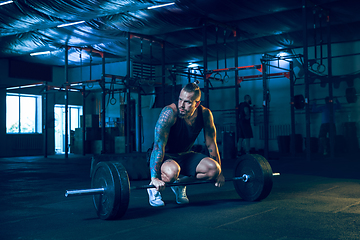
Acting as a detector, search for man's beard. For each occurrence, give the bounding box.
[177,105,187,118]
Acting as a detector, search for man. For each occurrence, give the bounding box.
[312,97,341,155]
[237,95,253,155]
[148,82,225,207]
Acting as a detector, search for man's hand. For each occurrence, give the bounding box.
[151,178,166,191]
[214,172,225,187]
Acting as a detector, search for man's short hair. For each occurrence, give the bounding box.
[183,83,201,101]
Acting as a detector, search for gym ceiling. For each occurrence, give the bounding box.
[1,0,360,70]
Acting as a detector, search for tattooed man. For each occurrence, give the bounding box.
[147,82,225,207]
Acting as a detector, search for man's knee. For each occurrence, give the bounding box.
[160,160,180,182]
[196,158,221,179]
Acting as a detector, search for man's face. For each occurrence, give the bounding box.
[246,96,252,105]
[177,90,199,118]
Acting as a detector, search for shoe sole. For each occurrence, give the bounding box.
[176,200,189,205]
[149,202,165,207]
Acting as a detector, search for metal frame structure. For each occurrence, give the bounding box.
[58,34,170,157]
[258,1,334,161]
[260,54,295,160]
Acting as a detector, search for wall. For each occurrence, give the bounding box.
[1,40,359,157]
[66,40,360,155]
[0,60,85,157]
[0,59,47,157]
[160,42,360,154]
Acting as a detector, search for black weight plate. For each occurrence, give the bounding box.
[91,161,130,220]
[233,154,273,201]
[91,162,118,220]
[294,94,305,110]
[109,162,130,219]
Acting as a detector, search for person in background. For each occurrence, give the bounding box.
[237,94,253,155]
[311,97,341,155]
[147,82,225,207]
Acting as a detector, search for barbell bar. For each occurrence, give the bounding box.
[65,154,278,220]
[65,172,280,197]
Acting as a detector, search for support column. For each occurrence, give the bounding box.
[101,57,106,154]
[303,0,311,161]
[83,57,92,155]
[65,46,69,159]
[126,32,131,153]
[43,82,48,158]
[162,42,166,107]
[203,23,209,108]
[137,87,142,152]
[262,61,269,159]
[289,61,296,155]
[82,85,86,155]
[234,28,239,143]
[327,11,335,159]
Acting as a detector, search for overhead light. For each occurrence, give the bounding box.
[30,51,51,56]
[57,20,85,28]
[70,83,83,87]
[68,88,80,92]
[276,51,293,60]
[188,63,199,68]
[7,83,43,90]
[0,0,13,6]
[53,87,80,92]
[277,51,288,58]
[147,2,175,9]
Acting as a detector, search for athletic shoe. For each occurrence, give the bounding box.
[147,188,165,207]
[171,182,189,205]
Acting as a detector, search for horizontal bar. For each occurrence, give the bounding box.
[103,74,126,80]
[131,175,248,190]
[132,180,217,190]
[206,65,262,74]
[238,72,290,82]
[129,33,163,46]
[64,173,280,196]
[68,46,104,58]
[65,188,104,197]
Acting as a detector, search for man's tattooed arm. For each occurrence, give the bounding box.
[150,105,176,179]
[203,108,221,166]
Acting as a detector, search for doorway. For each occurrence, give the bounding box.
[54,105,82,154]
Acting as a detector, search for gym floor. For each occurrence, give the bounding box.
[1,152,360,240]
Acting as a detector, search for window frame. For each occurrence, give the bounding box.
[6,93,42,134]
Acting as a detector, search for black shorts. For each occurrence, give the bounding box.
[163,152,207,177]
[238,122,253,139]
[319,123,336,138]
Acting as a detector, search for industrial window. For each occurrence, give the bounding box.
[6,93,42,134]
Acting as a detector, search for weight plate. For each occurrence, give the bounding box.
[233,154,273,201]
[109,162,130,219]
[294,94,305,110]
[91,161,130,220]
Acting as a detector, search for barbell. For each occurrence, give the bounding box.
[293,87,358,110]
[65,154,278,220]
